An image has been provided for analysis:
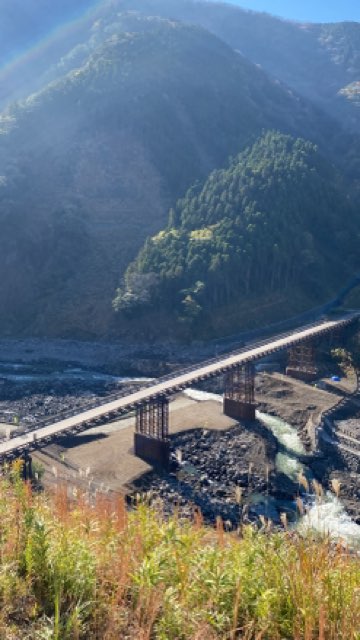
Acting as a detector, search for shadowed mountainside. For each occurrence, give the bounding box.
[0,16,352,338]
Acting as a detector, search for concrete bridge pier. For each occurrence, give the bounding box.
[286,341,318,382]
[134,395,170,468]
[223,363,256,421]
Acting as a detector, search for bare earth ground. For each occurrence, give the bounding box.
[33,397,238,493]
[256,372,343,429]
[33,373,343,497]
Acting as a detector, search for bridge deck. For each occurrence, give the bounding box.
[0,314,358,461]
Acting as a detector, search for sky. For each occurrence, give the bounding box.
[219,0,360,23]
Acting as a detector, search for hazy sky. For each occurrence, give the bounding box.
[219,0,360,23]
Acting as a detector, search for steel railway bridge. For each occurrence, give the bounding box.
[1,312,359,476]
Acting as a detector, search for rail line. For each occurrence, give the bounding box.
[0,312,358,462]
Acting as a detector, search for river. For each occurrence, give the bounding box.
[1,364,360,543]
[0,361,152,384]
[184,389,360,544]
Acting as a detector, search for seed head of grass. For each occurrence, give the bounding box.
[280,512,288,529]
[296,497,304,516]
[234,487,243,505]
[298,472,309,493]
[331,478,341,497]
[312,479,324,500]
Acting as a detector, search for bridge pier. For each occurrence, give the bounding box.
[22,451,33,481]
[286,341,318,382]
[134,395,170,468]
[223,363,256,421]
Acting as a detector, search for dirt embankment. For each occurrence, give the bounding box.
[33,397,274,488]
[33,394,284,525]
[255,372,340,431]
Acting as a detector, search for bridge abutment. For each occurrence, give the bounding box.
[223,363,256,421]
[134,395,170,468]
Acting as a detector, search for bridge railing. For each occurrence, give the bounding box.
[4,313,358,442]
[13,319,323,429]
[139,314,355,387]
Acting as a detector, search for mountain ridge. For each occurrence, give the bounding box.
[119,0,360,132]
[0,2,359,339]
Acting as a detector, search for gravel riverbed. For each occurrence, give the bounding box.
[132,420,298,526]
[1,356,360,529]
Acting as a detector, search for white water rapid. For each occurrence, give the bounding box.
[185,389,360,544]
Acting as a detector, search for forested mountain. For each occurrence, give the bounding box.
[2,0,360,126]
[0,1,359,339]
[121,0,360,132]
[114,132,360,338]
[0,15,352,338]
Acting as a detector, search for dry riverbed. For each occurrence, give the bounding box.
[1,369,359,524]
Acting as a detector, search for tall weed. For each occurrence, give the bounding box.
[0,466,358,638]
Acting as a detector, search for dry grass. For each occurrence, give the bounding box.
[0,463,359,639]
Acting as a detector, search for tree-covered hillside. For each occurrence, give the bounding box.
[114,132,360,338]
[2,0,360,132]
[122,0,360,133]
[0,18,347,338]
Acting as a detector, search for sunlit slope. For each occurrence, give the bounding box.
[0,0,99,108]
[0,19,345,338]
[123,0,360,133]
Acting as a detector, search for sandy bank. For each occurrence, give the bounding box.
[34,395,238,492]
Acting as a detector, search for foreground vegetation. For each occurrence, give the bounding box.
[0,466,359,639]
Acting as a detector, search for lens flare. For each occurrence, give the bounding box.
[0,1,104,88]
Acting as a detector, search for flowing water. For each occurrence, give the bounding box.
[1,365,360,542]
[257,410,306,480]
[185,389,360,543]
[0,361,153,384]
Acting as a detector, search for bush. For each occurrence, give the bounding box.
[0,467,359,638]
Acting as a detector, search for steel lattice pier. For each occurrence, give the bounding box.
[286,341,318,381]
[134,395,170,467]
[223,363,256,420]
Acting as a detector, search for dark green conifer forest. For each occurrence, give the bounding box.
[114,132,360,336]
